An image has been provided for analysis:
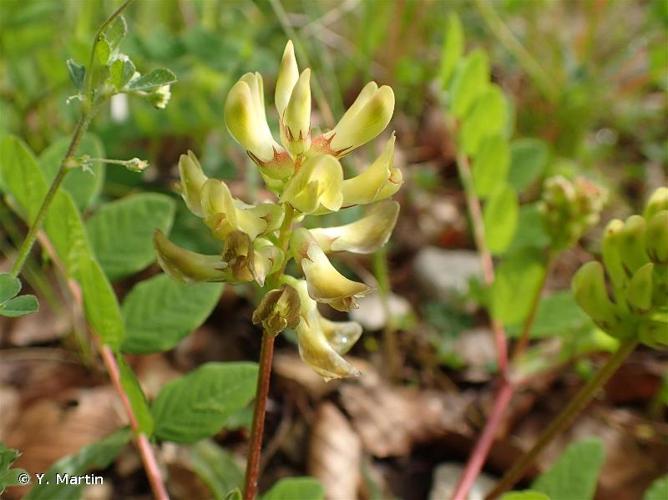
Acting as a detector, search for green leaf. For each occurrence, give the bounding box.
[511,291,592,339]
[190,440,244,500]
[0,295,38,317]
[0,136,90,275]
[25,428,131,500]
[104,16,127,53]
[472,135,510,198]
[439,13,463,87]
[508,139,549,192]
[66,59,85,91]
[492,249,546,326]
[78,256,124,349]
[0,443,23,495]
[460,84,509,155]
[261,477,325,500]
[116,355,154,435]
[87,193,175,281]
[449,49,489,118]
[94,35,111,65]
[152,362,258,443]
[109,57,136,91]
[128,68,177,91]
[39,133,105,210]
[0,273,21,303]
[501,492,550,500]
[483,183,518,254]
[122,274,222,354]
[532,438,604,500]
[644,475,668,500]
[507,203,550,253]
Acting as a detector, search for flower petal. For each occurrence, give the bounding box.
[154,230,229,283]
[310,200,399,254]
[275,41,299,117]
[178,151,208,216]
[281,154,343,214]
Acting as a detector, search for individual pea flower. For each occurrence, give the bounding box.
[149,84,171,109]
[291,228,371,312]
[285,276,362,380]
[539,175,608,251]
[571,188,668,347]
[157,40,401,380]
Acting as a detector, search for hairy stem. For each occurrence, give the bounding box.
[100,346,170,500]
[485,338,638,499]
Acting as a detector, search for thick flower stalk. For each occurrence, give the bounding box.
[155,40,400,379]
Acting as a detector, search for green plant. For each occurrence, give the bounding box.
[153,39,400,499]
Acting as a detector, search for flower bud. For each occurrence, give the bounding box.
[619,215,649,274]
[252,239,284,286]
[644,187,668,220]
[149,85,171,109]
[625,262,654,313]
[252,284,301,336]
[224,72,283,163]
[280,154,343,214]
[275,41,299,117]
[291,228,371,311]
[572,261,619,331]
[178,151,208,216]
[646,210,668,265]
[315,82,395,156]
[638,319,668,348]
[289,277,362,380]
[281,69,312,156]
[341,134,402,206]
[154,230,229,283]
[310,200,399,254]
[602,219,628,307]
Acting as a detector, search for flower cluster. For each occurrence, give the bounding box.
[539,175,608,251]
[154,41,401,379]
[572,187,668,347]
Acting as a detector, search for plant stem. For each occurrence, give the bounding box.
[100,345,170,500]
[485,338,638,499]
[373,247,401,379]
[243,203,296,499]
[243,331,276,500]
[455,153,509,378]
[452,382,513,500]
[510,253,554,361]
[10,113,91,278]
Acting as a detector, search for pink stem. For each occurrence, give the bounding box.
[101,345,170,500]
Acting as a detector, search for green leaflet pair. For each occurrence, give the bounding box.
[154,41,401,380]
[572,187,668,347]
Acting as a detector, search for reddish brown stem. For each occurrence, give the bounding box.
[243,332,276,500]
[451,381,513,500]
[101,346,170,500]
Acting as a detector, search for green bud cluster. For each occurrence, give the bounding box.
[539,175,608,251]
[572,187,668,347]
[154,41,402,380]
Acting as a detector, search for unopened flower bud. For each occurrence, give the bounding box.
[252,284,300,336]
[125,157,149,172]
[646,210,668,265]
[572,261,619,332]
[625,262,654,313]
[149,85,171,109]
[644,187,668,220]
[619,215,649,274]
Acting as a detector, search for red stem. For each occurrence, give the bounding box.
[451,382,513,500]
[243,332,276,500]
[101,346,170,500]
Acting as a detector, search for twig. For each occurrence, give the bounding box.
[100,345,170,500]
[485,339,638,499]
